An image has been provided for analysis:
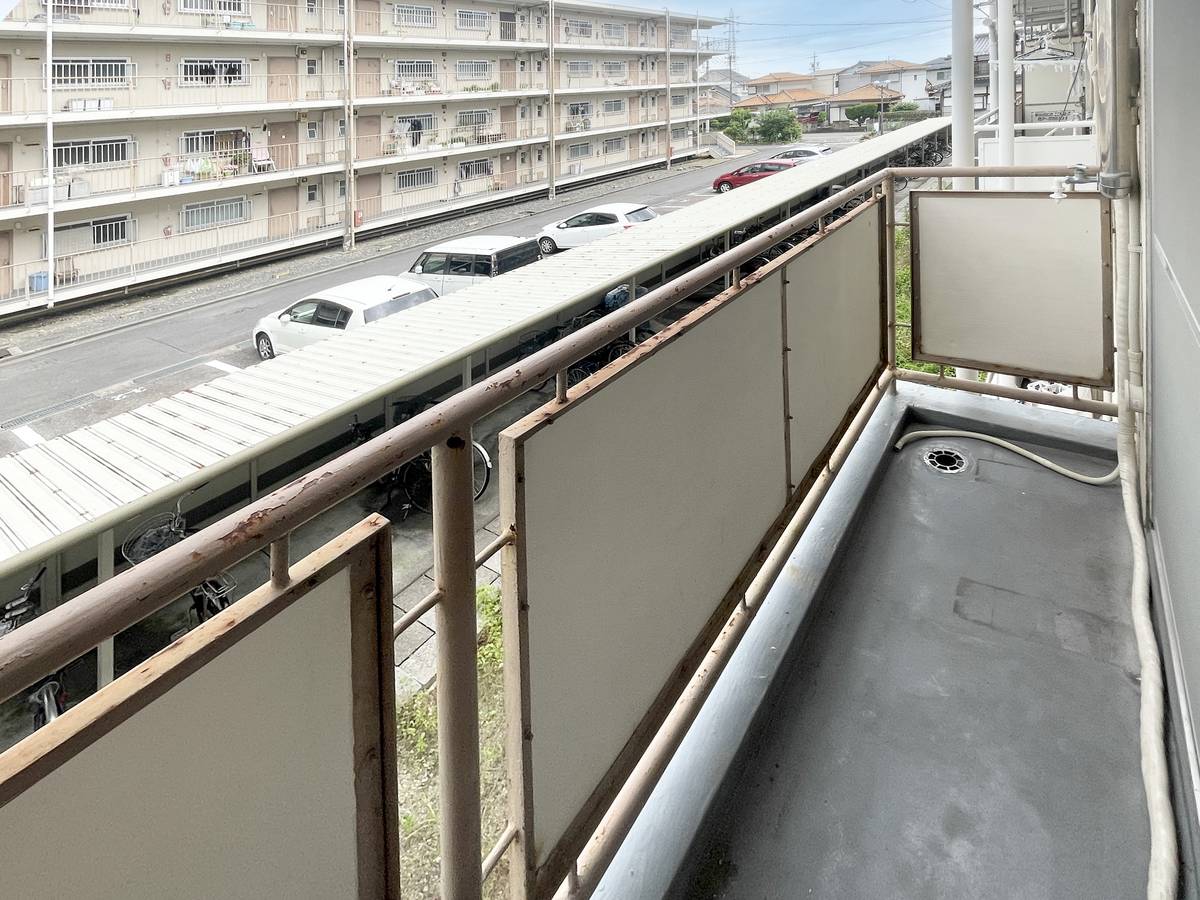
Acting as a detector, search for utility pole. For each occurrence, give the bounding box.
[810,52,819,75]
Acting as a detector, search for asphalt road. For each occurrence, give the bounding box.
[0,137,861,456]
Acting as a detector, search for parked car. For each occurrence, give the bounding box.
[712,159,797,193]
[251,275,437,359]
[407,235,542,295]
[536,203,659,254]
[772,145,834,162]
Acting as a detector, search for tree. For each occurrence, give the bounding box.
[722,108,754,142]
[891,101,919,112]
[754,108,803,143]
[844,103,878,125]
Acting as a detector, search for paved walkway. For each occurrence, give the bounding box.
[392,515,504,701]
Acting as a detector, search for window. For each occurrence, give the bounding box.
[180,58,248,86]
[306,0,315,12]
[181,196,250,231]
[179,0,248,13]
[602,137,625,154]
[601,98,625,114]
[671,126,687,139]
[456,60,490,81]
[567,101,591,117]
[671,92,687,107]
[495,241,541,274]
[395,3,434,26]
[601,60,627,78]
[936,70,949,81]
[564,17,591,36]
[457,158,493,180]
[50,58,132,87]
[306,183,319,202]
[306,59,319,76]
[456,9,488,30]
[287,300,320,323]
[53,137,131,168]
[337,178,346,198]
[395,59,435,80]
[337,119,347,137]
[307,121,320,140]
[671,59,688,74]
[416,252,448,273]
[180,128,248,155]
[567,141,591,159]
[446,254,490,275]
[91,216,129,247]
[625,206,657,222]
[601,23,625,40]
[397,167,436,190]
[314,302,351,329]
[566,60,593,77]
[456,109,490,127]
[362,288,437,322]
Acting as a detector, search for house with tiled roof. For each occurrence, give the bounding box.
[838,58,935,107]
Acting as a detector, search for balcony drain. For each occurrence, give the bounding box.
[923,446,968,474]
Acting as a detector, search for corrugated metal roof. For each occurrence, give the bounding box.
[0,117,950,577]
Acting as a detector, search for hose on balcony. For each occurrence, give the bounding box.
[893,429,1120,485]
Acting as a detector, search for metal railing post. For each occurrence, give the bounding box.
[884,173,897,381]
[432,432,483,900]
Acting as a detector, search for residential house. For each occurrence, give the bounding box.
[700,67,749,99]
[838,59,932,107]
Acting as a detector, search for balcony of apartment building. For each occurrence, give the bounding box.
[352,58,547,103]
[554,59,662,93]
[0,56,346,125]
[1,83,1182,899]
[557,100,644,138]
[0,0,547,45]
[556,16,667,51]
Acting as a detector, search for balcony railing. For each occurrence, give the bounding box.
[557,27,666,49]
[7,153,1123,900]
[356,69,546,99]
[558,110,637,133]
[556,69,661,90]
[0,72,346,117]
[0,136,346,210]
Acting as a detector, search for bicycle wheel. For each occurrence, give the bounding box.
[567,366,594,387]
[472,442,492,502]
[122,513,185,565]
[893,175,909,192]
[402,456,434,515]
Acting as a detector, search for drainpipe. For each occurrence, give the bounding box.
[988,2,999,115]
[664,7,672,170]
[547,0,556,197]
[45,5,55,308]
[997,0,1015,189]
[342,1,356,250]
[950,0,974,190]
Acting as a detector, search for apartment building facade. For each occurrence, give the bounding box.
[0,0,724,309]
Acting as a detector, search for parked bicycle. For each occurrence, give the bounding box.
[350,399,491,517]
[122,488,236,639]
[1,564,45,637]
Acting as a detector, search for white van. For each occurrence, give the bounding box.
[407,235,542,295]
[251,275,437,359]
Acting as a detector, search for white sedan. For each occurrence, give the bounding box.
[536,202,658,254]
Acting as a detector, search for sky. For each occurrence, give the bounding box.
[685,0,984,77]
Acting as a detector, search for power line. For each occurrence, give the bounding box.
[734,15,951,27]
[743,25,953,67]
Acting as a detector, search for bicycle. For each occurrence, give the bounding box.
[0,564,45,638]
[351,400,491,517]
[122,489,236,638]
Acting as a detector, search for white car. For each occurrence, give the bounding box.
[771,145,834,163]
[536,202,658,254]
[407,235,542,295]
[251,275,437,359]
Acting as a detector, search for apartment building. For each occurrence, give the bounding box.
[0,0,725,308]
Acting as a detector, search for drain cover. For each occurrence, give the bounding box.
[923,446,968,474]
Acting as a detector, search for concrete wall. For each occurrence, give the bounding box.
[1147,0,1200,809]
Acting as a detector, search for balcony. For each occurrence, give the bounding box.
[0,129,1167,899]
[0,0,547,44]
[355,70,547,101]
[555,68,661,91]
[557,25,666,50]
[0,71,346,123]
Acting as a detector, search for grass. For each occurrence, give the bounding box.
[396,583,511,898]
[894,217,944,376]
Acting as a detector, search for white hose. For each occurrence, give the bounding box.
[894,429,1120,485]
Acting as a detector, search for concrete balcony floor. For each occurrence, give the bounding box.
[603,384,1147,899]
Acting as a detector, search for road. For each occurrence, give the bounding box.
[0,138,871,455]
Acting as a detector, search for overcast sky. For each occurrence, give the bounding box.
[684,0,984,76]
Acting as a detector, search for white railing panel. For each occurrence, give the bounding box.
[910,191,1113,386]
[0,519,397,899]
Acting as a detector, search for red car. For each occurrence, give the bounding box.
[712,159,797,193]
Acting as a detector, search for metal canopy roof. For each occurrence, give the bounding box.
[0,118,949,578]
